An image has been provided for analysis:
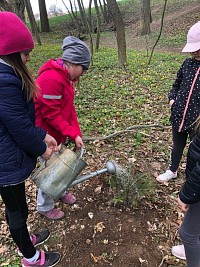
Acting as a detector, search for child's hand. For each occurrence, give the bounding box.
[41,147,53,160]
[75,136,84,149]
[44,134,58,152]
[178,197,188,212]
[169,99,174,107]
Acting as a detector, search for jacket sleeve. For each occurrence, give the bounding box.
[179,137,200,204]
[0,81,47,157]
[69,105,82,137]
[168,63,183,102]
[36,79,81,141]
[179,161,200,204]
[35,126,47,140]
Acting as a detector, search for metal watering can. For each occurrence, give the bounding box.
[31,145,87,200]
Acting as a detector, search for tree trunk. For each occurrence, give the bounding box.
[99,0,109,23]
[106,0,127,67]
[1,0,25,21]
[38,0,50,32]
[87,0,93,32]
[24,0,41,45]
[103,0,111,22]
[77,0,88,32]
[140,0,151,35]
[0,0,11,11]
[94,0,101,50]
[61,0,74,21]
[148,0,168,64]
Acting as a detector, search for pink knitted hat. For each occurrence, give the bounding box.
[0,12,34,55]
[182,21,200,53]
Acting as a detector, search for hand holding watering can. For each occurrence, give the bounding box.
[41,134,59,160]
[74,135,84,150]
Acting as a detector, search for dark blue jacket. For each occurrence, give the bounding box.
[179,130,200,204]
[0,61,47,186]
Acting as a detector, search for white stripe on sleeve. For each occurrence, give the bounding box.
[43,94,62,99]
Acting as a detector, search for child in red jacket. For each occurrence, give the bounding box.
[35,36,91,219]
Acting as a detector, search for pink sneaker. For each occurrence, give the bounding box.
[60,192,76,205]
[22,250,61,267]
[39,208,64,220]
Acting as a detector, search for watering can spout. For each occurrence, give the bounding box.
[70,160,118,187]
[106,161,117,174]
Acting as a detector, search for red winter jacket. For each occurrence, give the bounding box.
[34,59,82,145]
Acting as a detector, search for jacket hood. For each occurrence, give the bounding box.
[38,59,70,78]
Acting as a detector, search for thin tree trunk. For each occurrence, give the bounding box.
[61,0,74,21]
[140,0,151,35]
[38,0,50,32]
[24,0,41,45]
[88,0,93,32]
[103,0,110,22]
[148,0,167,65]
[106,0,127,66]
[0,0,25,20]
[94,0,101,50]
[77,0,87,31]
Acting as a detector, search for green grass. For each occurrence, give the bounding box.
[29,45,185,139]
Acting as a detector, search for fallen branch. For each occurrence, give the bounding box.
[83,124,171,141]
[158,255,168,267]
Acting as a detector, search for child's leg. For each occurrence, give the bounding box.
[169,128,188,172]
[37,189,55,212]
[179,201,200,267]
[0,182,36,258]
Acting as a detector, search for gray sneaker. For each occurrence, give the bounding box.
[17,229,50,256]
[22,250,61,266]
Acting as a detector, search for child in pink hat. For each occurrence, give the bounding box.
[157,21,200,184]
[0,12,61,266]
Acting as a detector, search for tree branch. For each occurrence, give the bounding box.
[83,124,170,141]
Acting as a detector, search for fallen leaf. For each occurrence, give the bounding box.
[94,185,102,194]
[88,212,94,219]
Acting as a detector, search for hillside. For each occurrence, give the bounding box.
[39,0,200,54]
[99,0,200,52]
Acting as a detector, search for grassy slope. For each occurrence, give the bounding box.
[30,0,199,137]
[30,45,184,138]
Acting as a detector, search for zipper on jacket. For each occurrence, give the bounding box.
[178,67,200,132]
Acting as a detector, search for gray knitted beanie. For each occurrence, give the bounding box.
[62,36,91,70]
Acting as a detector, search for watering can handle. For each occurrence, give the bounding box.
[78,146,85,159]
[41,145,85,167]
[62,141,85,159]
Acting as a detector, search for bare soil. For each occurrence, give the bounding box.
[0,129,187,267]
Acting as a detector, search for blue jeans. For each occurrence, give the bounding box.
[0,182,36,258]
[179,201,200,267]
